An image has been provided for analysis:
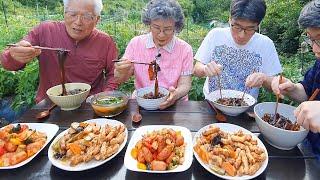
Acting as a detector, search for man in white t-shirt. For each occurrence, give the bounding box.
[193,0,282,99]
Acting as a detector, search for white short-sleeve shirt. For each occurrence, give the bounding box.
[194,27,282,99]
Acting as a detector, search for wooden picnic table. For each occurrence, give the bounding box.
[0,99,319,180]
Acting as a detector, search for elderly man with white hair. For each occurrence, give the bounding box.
[0,0,118,103]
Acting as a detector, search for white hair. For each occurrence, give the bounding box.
[63,0,103,15]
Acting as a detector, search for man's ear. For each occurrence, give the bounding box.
[95,16,101,24]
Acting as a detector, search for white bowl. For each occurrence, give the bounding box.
[206,89,256,116]
[46,82,91,111]
[136,86,169,110]
[254,102,308,150]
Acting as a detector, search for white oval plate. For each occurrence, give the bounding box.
[193,123,268,180]
[0,123,59,169]
[124,125,193,173]
[48,118,128,171]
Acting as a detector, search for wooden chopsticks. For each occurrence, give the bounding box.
[217,75,223,99]
[274,74,283,117]
[309,88,320,101]
[240,69,256,103]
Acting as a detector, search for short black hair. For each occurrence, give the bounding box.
[298,0,320,29]
[230,0,266,24]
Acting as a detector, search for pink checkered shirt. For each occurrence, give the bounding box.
[123,33,193,99]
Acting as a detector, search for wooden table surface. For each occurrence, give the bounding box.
[0,99,319,180]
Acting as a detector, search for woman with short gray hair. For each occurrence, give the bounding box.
[142,0,184,33]
[114,0,193,110]
[193,0,282,101]
[271,0,320,156]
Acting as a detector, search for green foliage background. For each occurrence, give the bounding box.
[0,0,316,111]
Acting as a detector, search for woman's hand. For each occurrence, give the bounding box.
[159,87,178,110]
[294,101,320,133]
[114,59,134,83]
[9,40,41,63]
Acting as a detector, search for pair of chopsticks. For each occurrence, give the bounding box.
[240,69,257,102]
[112,60,152,65]
[274,74,283,116]
[217,75,223,99]
[7,44,70,52]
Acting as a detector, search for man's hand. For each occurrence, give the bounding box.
[9,40,41,64]
[203,61,223,77]
[294,101,320,133]
[245,72,267,88]
[159,87,178,110]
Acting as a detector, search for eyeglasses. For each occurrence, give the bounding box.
[303,36,320,48]
[230,23,258,35]
[150,25,174,35]
[65,11,97,23]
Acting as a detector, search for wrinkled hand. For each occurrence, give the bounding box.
[294,101,320,133]
[203,61,223,77]
[9,40,41,64]
[271,75,295,98]
[245,72,267,88]
[114,59,134,83]
[159,87,178,110]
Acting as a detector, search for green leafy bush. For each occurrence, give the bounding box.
[261,0,305,55]
[0,68,17,98]
[10,61,39,111]
[191,0,230,23]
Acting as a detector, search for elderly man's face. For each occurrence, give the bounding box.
[306,27,320,59]
[64,0,100,42]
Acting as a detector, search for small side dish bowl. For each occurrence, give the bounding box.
[90,91,129,117]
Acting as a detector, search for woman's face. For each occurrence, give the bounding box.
[230,18,259,45]
[150,19,175,47]
[306,27,320,59]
